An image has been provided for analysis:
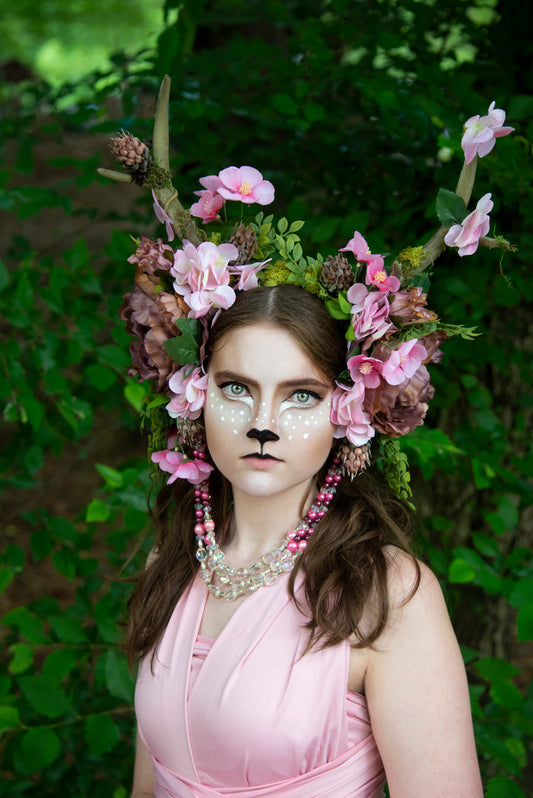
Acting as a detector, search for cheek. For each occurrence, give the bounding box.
[205,389,252,437]
[279,400,333,442]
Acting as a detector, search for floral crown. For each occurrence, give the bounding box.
[99,79,514,507]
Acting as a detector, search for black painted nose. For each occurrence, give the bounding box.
[246,428,280,445]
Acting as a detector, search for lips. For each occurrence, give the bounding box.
[242,453,281,461]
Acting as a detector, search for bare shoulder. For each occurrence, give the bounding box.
[382,544,446,621]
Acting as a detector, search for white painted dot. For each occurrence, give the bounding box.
[288,435,293,440]
[220,416,225,422]
[303,433,309,439]
[305,420,310,426]
[233,429,238,434]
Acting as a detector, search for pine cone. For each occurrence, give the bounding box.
[338,441,371,479]
[320,254,354,294]
[228,222,258,265]
[110,132,153,184]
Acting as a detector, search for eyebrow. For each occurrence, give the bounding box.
[212,370,331,390]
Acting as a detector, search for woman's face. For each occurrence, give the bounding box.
[204,323,336,501]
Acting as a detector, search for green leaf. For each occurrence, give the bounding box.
[337,291,352,314]
[105,650,134,702]
[489,679,524,709]
[486,776,527,798]
[84,714,121,756]
[0,566,14,592]
[474,656,520,681]
[95,462,125,488]
[86,363,118,391]
[8,644,34,675]
[324,297,351,321]
[436,187,468,226]
[49,615,88,644]
[448,558,476,583]
[164,336,199,366]
[42,648,78,680]
[95,596,119,643]
[517,604,533,641]
[52,549,76,580]
[1,607,46,644]
[0,705,21,731]
[21,727,61,773]
[30,529,54,562]
[86,498,111,523]
[124,379,148,412]
[18,675,73,718]
[277,217,288,234]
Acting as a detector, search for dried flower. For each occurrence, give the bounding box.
[320,254,354,293]
[110,131,152,184]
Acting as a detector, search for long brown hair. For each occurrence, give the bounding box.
[126,285,419,665]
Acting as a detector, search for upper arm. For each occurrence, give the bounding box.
[365,552,483,798]
[131,728,156,798]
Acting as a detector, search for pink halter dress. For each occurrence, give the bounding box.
[135,571,385,798]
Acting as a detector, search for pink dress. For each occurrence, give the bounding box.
[135,572,385,798]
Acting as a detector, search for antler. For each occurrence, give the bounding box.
[98,75,204,247]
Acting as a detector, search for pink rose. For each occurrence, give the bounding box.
[190,190,225,223]
[171,240,238,317]
[217,166,275,205]
[461,102,514,165]
[330,383,375,446]
[151,449,214,485]
[444,193,493,257]
[166,365,208,420]
[381,339,428,386]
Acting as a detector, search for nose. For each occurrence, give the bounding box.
[246,428,280,445]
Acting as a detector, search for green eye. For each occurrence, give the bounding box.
[229,384,245,395]
[220,382,247,397]
[295,391,311,403]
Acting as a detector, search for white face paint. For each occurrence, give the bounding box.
[203,324,336,501]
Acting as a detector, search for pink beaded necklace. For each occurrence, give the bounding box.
[193,457,343,601]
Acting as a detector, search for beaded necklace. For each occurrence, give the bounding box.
[193,457,342,601]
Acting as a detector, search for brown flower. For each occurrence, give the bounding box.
[389,287,437,325]
[363,365,434,437]
[127,237,173,276]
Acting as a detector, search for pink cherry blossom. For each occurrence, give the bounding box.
[444,193,493,257]
[347,283,393,343]
[190,190,225,223]
[171,240,238,318]
[381,339,428,386]
[166,365,208,420]
[347,355,384,389]
[365,258,400,293]
[339,231,382,265]
[151,449,214,485]
[217,166,275,205]
[461,101,514,165]
[152,191,175,241]
[330,382,375,446]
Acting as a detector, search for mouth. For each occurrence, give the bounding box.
[242,453,282,461]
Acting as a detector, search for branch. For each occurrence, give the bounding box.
[97,168,133,183]
[414,157,479,274]
[152,75,203,246]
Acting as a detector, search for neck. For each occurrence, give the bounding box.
[225,481,315,565]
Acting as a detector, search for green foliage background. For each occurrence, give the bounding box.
[0,0,532,795]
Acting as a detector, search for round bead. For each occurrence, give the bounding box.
[201,491,209,501]
[298,540,307,551]
[195,509,203,519]
[307,510,317,521]
[316,492,326,502]
[204,519,215,531]
[325,492,334,501]
[287,540,299,553]
[194,523,205,535]
[318,509,325,518]
[325,474,334,484]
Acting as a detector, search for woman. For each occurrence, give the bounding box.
[126,285,483,798]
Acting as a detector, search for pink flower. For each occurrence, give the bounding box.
[217,166,275,205]
[228,260,270,291]
[347,355,384,389]
[461,101,514,165]
[365,258,400,293]
[330,382,375,446]
[363,365,434,438]
[171,240,238,317]
[339,231,382,265]
[166,365,208,420]
[347,283,393,343]
[152,192,175,241]
[381,339,428,386]
[190,190,225,223]
[151,449,214,485]
[444,193,493,257]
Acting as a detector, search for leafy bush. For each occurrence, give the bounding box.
[1,1,531,794]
